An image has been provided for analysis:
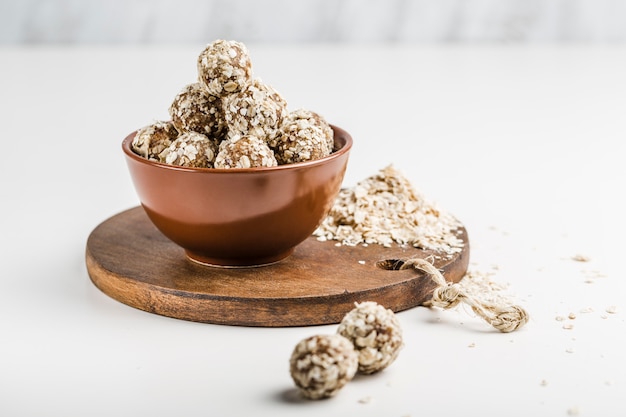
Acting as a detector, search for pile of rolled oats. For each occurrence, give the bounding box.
[289,301,403,400]
[313,165,465,257]
[131,39,334,169]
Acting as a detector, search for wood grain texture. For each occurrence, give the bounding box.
[86,207,470,326]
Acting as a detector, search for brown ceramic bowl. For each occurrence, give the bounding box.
[122,125,352,267]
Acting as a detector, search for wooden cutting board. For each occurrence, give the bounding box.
[86,206,470,327]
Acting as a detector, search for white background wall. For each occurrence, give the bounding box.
[2,0,625,44]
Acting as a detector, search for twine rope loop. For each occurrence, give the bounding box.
[400,257,529,333]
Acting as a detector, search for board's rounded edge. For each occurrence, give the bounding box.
[85,207,471,327]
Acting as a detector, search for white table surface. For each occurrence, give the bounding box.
[1,43,625,417]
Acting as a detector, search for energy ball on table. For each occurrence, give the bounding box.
[337,301,404,374]
[159,132,218,168]
[271,109,334,164]
[169,83,226,141]
[214,135,277,169]
[223,78,288,143]
[289,334,358,400]
[197,40,253,97]
[131,121,179,160]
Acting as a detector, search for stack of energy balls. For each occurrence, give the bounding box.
[131,40,334,169]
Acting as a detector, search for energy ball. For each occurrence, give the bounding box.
[271,109,333,165]
[337,301,404,374]
[131,120,179,160]
[289,334,358,400]
[197,39,253,97]
[223,78,288,143]
[214,135,277,169]
[169,82,226,141]
[159,131,217,168]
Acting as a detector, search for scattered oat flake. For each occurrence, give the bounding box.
[606,306,618,314]
[572,254,590,262]
[358,396,372,404]
[562,323,574,330]
[358,260,366,265]
[468,342,476,348]
[458,268,515,306]
[583,270,606,283]
[566,348,575,353]
[555,316,566,321]
[567,406,580,415]
[568,313,576,320]
[540,379,548,386]
[580,307,594,313]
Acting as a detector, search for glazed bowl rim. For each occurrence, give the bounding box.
[122,124,353,174]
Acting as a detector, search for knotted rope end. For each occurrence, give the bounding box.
[402,257,529,333]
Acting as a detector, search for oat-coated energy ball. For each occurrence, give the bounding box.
[197,39,253,97]
[158,131,218,168]
[271,109,334,164]
[131,120,179,160]
[214,135,277,169]
[337,301,404,374]
[169,82,226,141]
[223,78,288,143]
[289,334,358,400]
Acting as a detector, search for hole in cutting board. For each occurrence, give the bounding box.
[376,259,406,270]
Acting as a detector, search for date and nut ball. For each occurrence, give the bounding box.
[132,40,336,171]
[131,121,179,160]
[271,109,334,165]
[337,301,404,374]
[169,82,226,141]
[289,334,358,400]
[158,131,218,168]
[197,40,253,97]
[214,135,277,169]
[223,78,288,143]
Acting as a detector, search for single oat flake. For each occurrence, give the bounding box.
[571,254,591,262]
